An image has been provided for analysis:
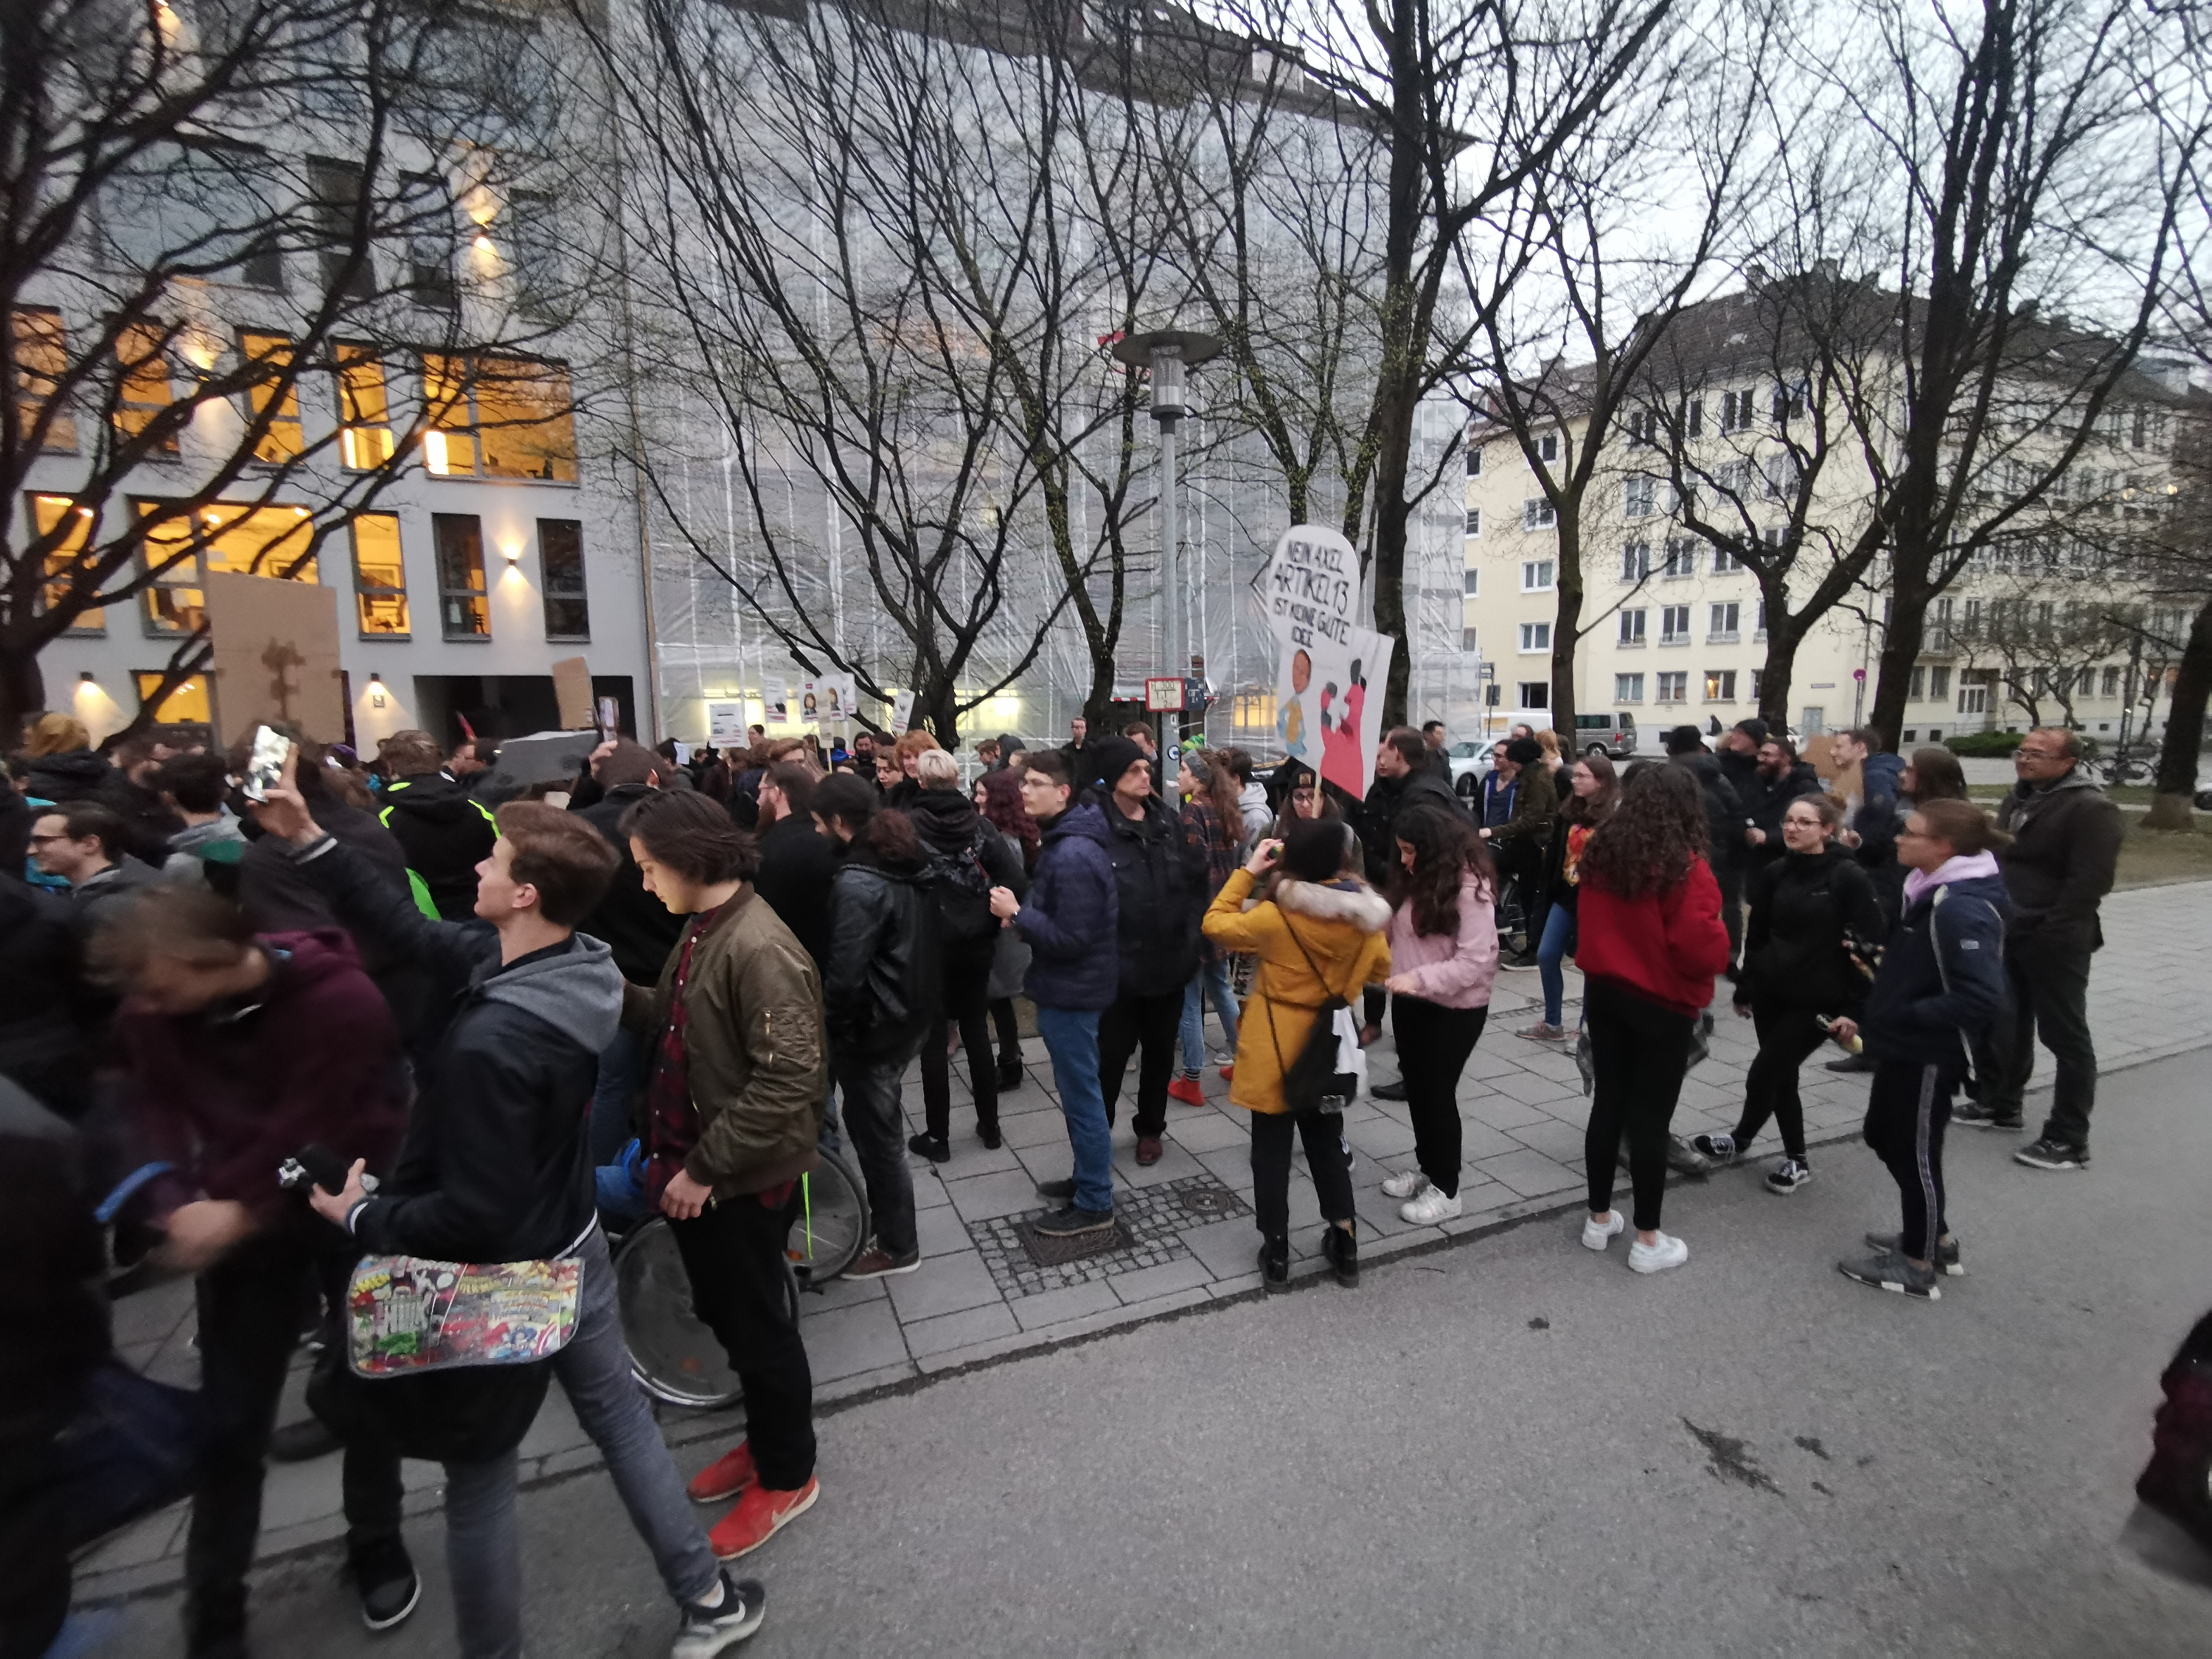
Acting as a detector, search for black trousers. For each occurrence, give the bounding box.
[0,1417,68,1659]
[1716,860,1745,967]
[1583,978,1694,1232]
[1392,996,1489,1197]
[1983,939,2096,1145]
[187,1229,404,1633]
[1249,1107,1354,1242]
[1099,987,1182,1138]
[670,1188,817,1492]
[1732,1002,1827,1158]
[920,964,998,1141]
[990,998,1022,1065]
[1865,1060,1955,1262]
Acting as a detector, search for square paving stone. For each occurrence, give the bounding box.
[901,1300,1020,1359]
[886,1247,1005,1323]
[1474,1147,1584,1198]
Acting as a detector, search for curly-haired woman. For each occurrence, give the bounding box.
[1376,803,1500,1222]
[1573,764,1732,1273]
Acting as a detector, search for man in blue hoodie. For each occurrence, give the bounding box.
[988,751,1119,1237]
[1826,798,2011,1301]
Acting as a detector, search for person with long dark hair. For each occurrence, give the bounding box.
[1573,765,1732,1273]
[1172,750,1246,1102]
[1376,803,1500,1223]
[974,769,1038,1091]
[1517,754,1619,1043]
[1691,794,1882,1192]
[1900,745,1969,805]
[813,774,938,1278]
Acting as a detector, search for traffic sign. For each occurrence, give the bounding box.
[1145,676,1184,712]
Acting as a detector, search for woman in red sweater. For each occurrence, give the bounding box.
[1573,764,1732,1273]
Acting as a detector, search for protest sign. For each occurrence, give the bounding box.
[891,690,917,732]
[202,571,343,745]
[1259,526,1360,654]
[550,656,594,729]
[706,701,747,745]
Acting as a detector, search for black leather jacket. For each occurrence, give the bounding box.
[824,848,941,1062]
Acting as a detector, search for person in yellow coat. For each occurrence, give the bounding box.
[1203,816,1392,1292]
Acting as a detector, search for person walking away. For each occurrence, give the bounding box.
[374,730,498,919]
[973,769,1039,1092]
[1900,745,1969,805]
[1481,736,1557,970]
[987,754,1119,1237]
[568,739,686,1168]
[1691,796,1882,1192]
[1354,727,1464,1045]
[1085,738,1206,1166]
[1737,737,1822,877]
[1519,754,1618,1041]
[1376,805,1500,1222]
[1173,751,1245,1098]
[906,749,1026,1162]
[619,790,826,1562]
[28,801,159,931]
[1969,728,2123,1168]
[255,779,769,1659]
[102,885,414,1652]
[813,776,937,1276]
[1573,765,1732,1273]
[153,752,246,894]
[1829,799,2011,1298]
[1202,820,1391,1290]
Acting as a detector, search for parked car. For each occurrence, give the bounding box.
[1446,741,1494,797]
[1572,712,1638,759]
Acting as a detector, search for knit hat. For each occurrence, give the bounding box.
[1504,737,1542,765]
[1085,735,1148,795]
[1733,717,1770,745]
[1664,724,1705,756]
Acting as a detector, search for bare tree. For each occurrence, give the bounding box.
[1,0,582,743]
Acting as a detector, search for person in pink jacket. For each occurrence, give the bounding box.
[1377,803,1501,1222]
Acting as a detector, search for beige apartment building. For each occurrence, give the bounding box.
[1458,290,2193,752]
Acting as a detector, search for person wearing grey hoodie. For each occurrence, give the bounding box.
[251,781,771,1659]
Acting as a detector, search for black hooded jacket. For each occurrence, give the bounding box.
[1098,793,1206,994]
[378,773,498,920]
[754,812,841,973]
[1739,760,1823,867]
[905,787,1029,975]
[1734,843,1885,1015]
[824,843,941,1062]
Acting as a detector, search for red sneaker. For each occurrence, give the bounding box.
[687,1441,757,1505]
[1166,1075,1205,1107]
[1219,1064,1234,1082]
[709,1476,821,1560]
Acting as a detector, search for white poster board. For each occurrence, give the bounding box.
[706,701,747,746]
[1258,526,1389,796]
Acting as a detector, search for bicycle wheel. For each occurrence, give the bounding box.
[789,1148,869,1285]
[613,1216,745,1410]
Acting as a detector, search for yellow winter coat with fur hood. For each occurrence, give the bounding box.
[1203,866,1394,1115]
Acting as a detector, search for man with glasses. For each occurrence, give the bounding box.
[1964,728,2122,1169]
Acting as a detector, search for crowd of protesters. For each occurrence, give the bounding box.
[0,696,2128,1656]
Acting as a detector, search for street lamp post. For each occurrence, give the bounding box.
[1112,328,1222,758]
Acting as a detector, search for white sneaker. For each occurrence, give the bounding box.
[1400,1186,1463,1224]
[1628,1232,1689,1273]
[1381,1169,1430,1200]
[1580,1209,1626,1251]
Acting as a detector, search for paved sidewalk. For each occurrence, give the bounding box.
[79,879,2212,1598]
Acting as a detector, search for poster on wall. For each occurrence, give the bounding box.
[799,681,824,723]
[707,701,747,746]
[202,571,344,746]
[890,689,917,732]
[764,684,789,723]
[816,674,855,723]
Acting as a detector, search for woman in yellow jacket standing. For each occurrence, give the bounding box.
[1203,817,1393,1292]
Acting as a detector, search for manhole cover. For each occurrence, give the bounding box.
[1178,1186,1241,1219]
[1016,1220,1133,1267]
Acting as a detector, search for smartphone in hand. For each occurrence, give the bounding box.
[240,725,291,802]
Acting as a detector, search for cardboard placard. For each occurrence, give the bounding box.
[202,571,343,746]
[551,656,594,730]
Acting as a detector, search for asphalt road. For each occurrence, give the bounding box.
[87,1051,2212,1658]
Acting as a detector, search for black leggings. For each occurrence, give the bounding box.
[1583,977,1694,1232]
[990,998,1021,1065]
[1732,1002,1826,1158]
[921,966,997,1141]
[1865,1061,1955,1262]
[1392,995,1489,1197]
[1250,1107,1354,1242]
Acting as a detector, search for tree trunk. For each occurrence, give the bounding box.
[0,636,49,751]
[2146,594,2212,829]
[1756,606,1803,731]
[1866,561,1933,749]
[1549,515,1582,738]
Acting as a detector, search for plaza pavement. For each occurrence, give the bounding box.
[75,878,2212,1601]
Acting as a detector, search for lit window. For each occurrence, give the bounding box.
[114,322,177,453]
[13,309,75,452]
[434,512,490,638]
[538,518,589,639]
[421,355,577,482]
[1703,669,1737,701]
[32,493,102,633]
[352,512,408,637]
[133,670,211,725]
[239,333,303,462]
[337,345,396,470]
[137,501,319,635]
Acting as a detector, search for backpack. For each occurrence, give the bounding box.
[922,831,997,948]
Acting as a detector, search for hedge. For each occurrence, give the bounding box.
[1943,729,2024,756]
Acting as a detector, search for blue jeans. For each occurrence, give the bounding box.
[1035,1004,1113,1214]
[588,1026,643,1168]
[1537,904,1577,1027]
[1179,959,1241,1074]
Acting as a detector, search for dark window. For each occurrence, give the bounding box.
[434,512,489,638]
[402,172,457,313]
[310,159,373,299]
[538,518,588,639]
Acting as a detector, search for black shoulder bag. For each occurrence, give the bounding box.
[1262,915,1358,1121]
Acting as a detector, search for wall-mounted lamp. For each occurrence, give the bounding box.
[500,541,524,565]
[80,670,95,683]
[368,673,388,710]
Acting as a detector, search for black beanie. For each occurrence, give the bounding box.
[1086,736,1147,795]
[1734,717,1770,745]
[1504,737,1543,765]
[1664,724,1704,756]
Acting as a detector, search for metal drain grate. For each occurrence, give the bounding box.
[965,1175,1252,1300]
[1016,1220,1135,1267]
[1176,1186,1241,1220]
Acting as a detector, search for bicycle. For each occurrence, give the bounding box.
[613,1145,869,1410]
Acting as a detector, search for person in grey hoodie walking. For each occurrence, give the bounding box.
[1965,728,2124,1169]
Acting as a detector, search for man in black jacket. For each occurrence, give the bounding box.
[752,762,838,973]
[373,730,498,919]
[1738,737,1822,874]
[256,773,771,1659]
[1084,737,1206,1166]
[1972,728,2124,1169]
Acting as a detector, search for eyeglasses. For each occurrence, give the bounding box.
[27,834,68,847]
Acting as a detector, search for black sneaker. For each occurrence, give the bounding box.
[1865,1231,1964,1276]
[1034,1175,1077,1200]
[1031,1203,1114,1238]
[1689,1132,1737,1164]
[1837,1250,1941,1300]
[349,1534,420,1631]
[905,1133,950,1164]
[1953,1099,2025,1130]
[1322,1224,1358,1288]
[978,1124,1002,1150]
[2015,1137,2088,1170]
[996,1060,1023,1093]
[1370,1079,1409,1102]
[1259,1237,1290,1293]
[1824,1051,1875,1073]
[673,1572,767,1657]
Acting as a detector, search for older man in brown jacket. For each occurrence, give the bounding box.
[619,790,828,1562]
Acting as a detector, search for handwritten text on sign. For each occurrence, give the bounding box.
[1265,528,1359,650]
